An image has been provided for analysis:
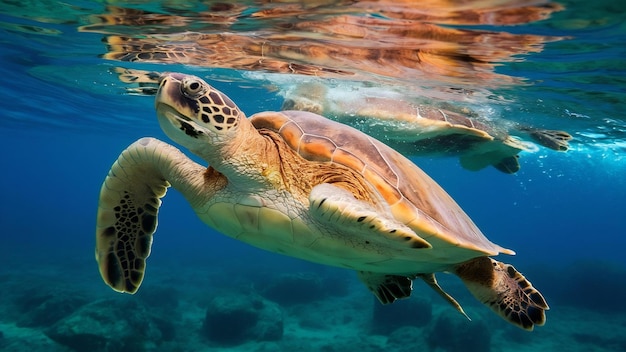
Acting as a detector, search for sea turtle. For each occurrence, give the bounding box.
[80,1,570,173]
[96,73,548,330]
[113,68,571,174]
[282,81,572,173]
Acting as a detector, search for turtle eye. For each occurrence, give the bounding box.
[181,77,206,98]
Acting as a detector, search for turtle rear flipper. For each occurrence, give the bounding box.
[525,128,572,151]
[459,153,520,174]
[454,257,549,331]
[458,135,527,174]
[492,155,520,174]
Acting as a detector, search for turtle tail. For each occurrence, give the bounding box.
[454,257,549,330]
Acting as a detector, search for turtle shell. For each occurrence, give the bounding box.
[250,110,513,261]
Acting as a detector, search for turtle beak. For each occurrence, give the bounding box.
[155,73,182,110]
[157,104,202,139]
[155,73,204,141]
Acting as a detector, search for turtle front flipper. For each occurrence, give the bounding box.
[454,257,549,330]
[309,183,431,250]
[96,137,209,293]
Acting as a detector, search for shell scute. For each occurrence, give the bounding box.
[330,148,366,173]
[250,111,292,131]
[362,167,402,206]
[279,122,304,151]
[250,110,510,255]
[299,134,336,161]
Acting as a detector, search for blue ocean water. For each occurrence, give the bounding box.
[1,1,625,351]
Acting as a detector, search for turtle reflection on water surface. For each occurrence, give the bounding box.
[115,68,572,174]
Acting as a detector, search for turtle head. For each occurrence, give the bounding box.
[155,72,246,158]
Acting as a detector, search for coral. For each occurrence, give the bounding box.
[45,298,166,352]
[371,296,432,333]
[259,273,328,306]
[136,286,179,311]
[202,292,283,345]
[427,313,491,352]
[551,260,626,313]
[14,290,88,328]
[573,332,626,351]
[386,326,429,352]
